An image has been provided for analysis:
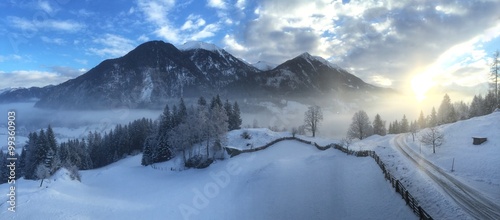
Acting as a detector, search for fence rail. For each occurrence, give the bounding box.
[332,144,433,220]
[225,137,432,220]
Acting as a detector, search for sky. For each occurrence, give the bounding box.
[1,0,500,103]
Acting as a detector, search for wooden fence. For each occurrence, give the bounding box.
[225,137,433,220]
[332,144,433,220]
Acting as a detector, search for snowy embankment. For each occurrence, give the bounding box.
[405,111,500,202]
[1,134,416,219]
[349,112,500,220]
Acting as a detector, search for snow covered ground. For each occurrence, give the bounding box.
[349,112,500,219]
[1,138,416,219]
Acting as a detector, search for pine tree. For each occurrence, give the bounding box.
[453,101,469,120]
[0,153,8,184]
[393,120,400,134]
[24,132,38,179]
[18,146,27,178]
[400,115,409,133]
[490,50,499,108]
[198,96,207,106]
[210,94,223,109]
[224,99,234,130]
[209,104,229,159]
[372,114,386,136]
[437,94,454,125]
[484,91,497,114]
[231,101,242,130]
[429,107,438,127]
[469,95,484,118]
[178,98,188,124]
[24,128,56,180]
[417,110,426,129]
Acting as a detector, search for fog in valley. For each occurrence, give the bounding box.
[0,91,448,147]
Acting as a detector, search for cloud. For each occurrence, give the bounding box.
[236,0,246,9]
[207,0,228,10]
[136,0,222,44]
[49,66,86,78]
[0,70,73,89]
[181,14,206,30]
[0,54,22,63]
[222,0,500,98]
[190,23,220,40]
[40,36,66,45]
[38,1,55,14]
[88,34,136,58]
[136,0,179,42]
[137,34,150,42]
[74,59,88,65]
[7,16,85,32]
[0,65,86,89]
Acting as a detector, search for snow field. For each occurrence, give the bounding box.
[1,139,416,220]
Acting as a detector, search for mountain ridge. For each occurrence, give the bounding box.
[2,40,390,109]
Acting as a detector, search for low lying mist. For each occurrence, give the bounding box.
[0,93,446,143]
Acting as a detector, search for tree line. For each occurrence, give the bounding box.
[346,91,498,153]
[0,95,242,185]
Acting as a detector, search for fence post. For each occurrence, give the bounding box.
[418,206,424,219]
[405,190,409,204]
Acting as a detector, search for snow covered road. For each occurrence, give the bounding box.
[393,135,500,220]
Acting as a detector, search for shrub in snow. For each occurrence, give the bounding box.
[241,131,252,139]
[185,155,214,169]
[68,165,81,182]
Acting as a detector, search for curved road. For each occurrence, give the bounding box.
[393,135,500,220]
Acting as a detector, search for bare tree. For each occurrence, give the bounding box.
[304,105,323,137]
[419,127,445,154]
[347,110,373,140]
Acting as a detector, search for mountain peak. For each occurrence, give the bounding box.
[178,41,223,52]
[296,52,340,70]
[298,52,313,59]
[252,61,277,71]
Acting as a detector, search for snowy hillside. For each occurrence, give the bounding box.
[406,111,500,202]
[1,130,416,219]
[348,112,500,219]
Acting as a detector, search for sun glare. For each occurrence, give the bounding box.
[411,74,434,102]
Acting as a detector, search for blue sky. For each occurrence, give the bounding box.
[1,0,500,101]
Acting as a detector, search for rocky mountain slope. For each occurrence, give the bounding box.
[2,40,389,109]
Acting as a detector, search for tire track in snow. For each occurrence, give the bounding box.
[393,135,500,220]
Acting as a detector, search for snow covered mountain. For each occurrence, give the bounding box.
[252,61,277,71]
[35,41,210,109]
[258,52,384,97]
[179,41,262,96]
[22,40,389,109]
[0,86,54,103]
